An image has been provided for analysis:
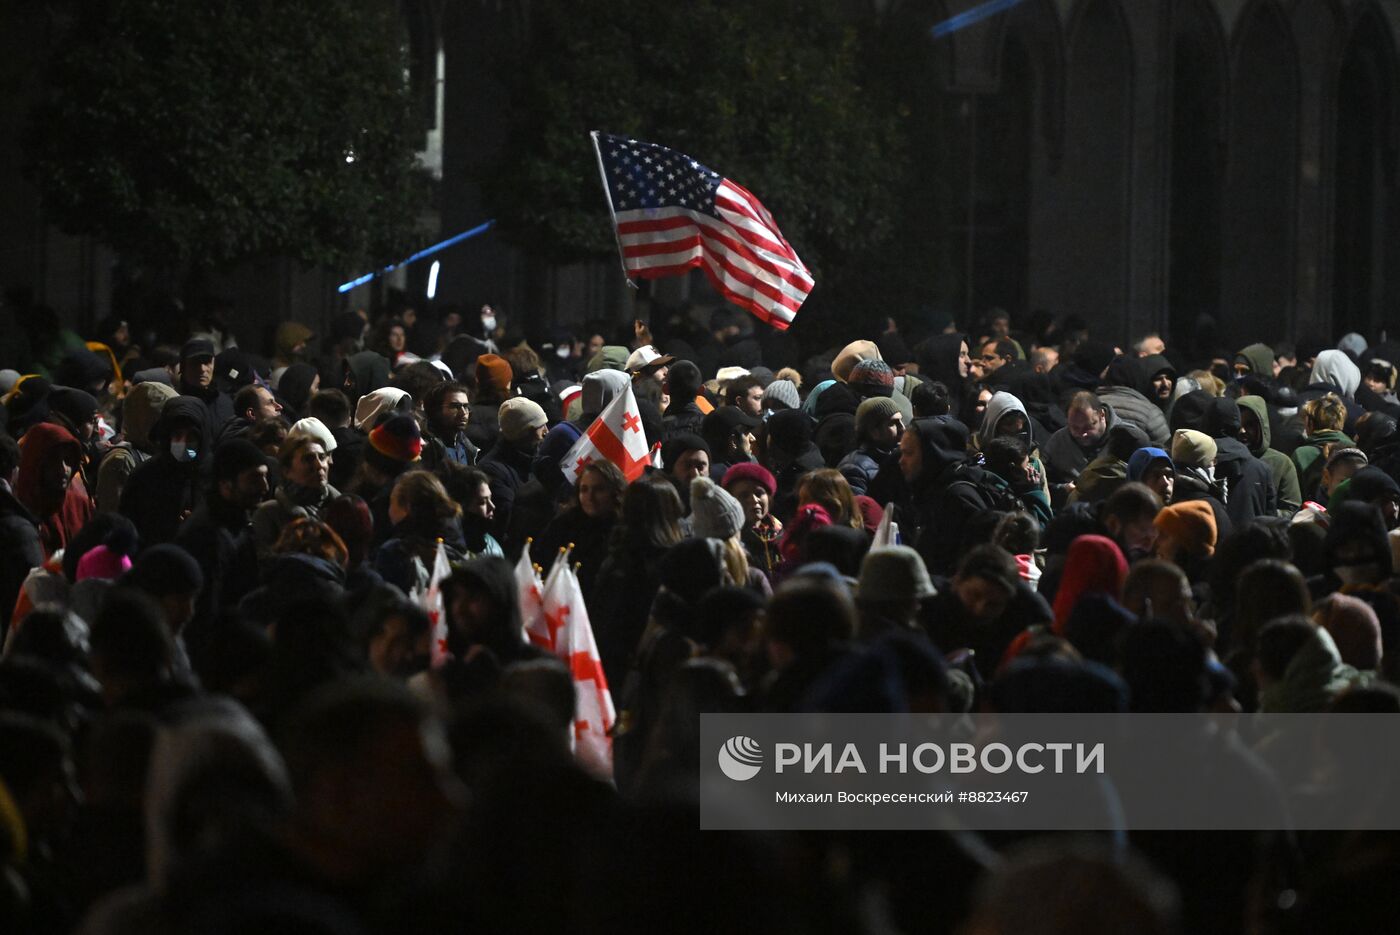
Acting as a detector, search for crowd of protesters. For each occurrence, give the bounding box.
[2,288,1400,934]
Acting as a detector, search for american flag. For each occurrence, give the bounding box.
[591,132,814,331]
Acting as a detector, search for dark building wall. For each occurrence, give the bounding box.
[939,0,1400,350]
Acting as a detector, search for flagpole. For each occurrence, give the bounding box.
[589,130,636,288]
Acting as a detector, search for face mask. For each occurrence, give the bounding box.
[170,441,198,463]
[555,346,570,359]
[481,316,497,332]
[1335,563,1381,586]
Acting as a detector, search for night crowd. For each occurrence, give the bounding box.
[2,291,1400,934]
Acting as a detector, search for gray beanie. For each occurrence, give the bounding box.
[690,475,746,539]
[855,396,901,439]
[858,546,937,603]
[762,379,800,411]
[498,397,548,443]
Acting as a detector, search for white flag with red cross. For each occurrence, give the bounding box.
[419,539,453,668]
[541,556,616,780]
[562,381,657,484]
[515,547,551,651]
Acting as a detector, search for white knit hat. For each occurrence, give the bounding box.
[690,475,745,539]
[286,416,337,453]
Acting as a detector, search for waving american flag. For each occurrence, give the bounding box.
[591,131,814,331]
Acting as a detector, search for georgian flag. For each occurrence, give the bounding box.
[418,539,453,668]
[541,556,616,780]
[515,547,550,651]
[562,381,657,484]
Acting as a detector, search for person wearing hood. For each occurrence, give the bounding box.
[344,348,391,408]
[1137,354,1177,413]
[1233,343,1277,379]
[440,557,542,667]
[373,470,470,595]
[977,389,1054,497]
[1333,466,1400,530]
[353,385,412,433]
[13,421,86,558]
[1238,395,1301,516]
[1304,348,1364,421]
[251,434,340,562]
[275,362,319,421]
[94,380,176,514]
[0,434,43,637]
[1042,390,1119,505]
[1255,616,1361,713]
[838,398,904,497]
[119,396,208,547]
[914,333,972,411]
[479,398,548,542]
[1096,356,1170,446]
[175,338,236,433]
[901,416,1018,576]
[533,369,630,494]
[175,439,271,665]
[1126,447,1176,504]
[1199,396,1276,525]
[419,381,478,471]
[1168,428,1232,540]
[1293,394,1354,499]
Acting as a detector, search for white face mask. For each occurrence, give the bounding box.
[555,346,570,359]
[170,441,198,463]
[481,316,497,333]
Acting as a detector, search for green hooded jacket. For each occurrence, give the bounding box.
[1235,343,1275,377]
[1237,396,1301,516]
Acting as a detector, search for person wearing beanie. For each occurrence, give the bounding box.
[123,542,207,680]
[690,475,745,540]
[286,416,338,455]
[480,397,549,542]
[1154,500,1218,574]
[467,353,513,451]
[660,433,712,512]
[251,432,341,561]
[857,545,936,636]
[838,397,904,497]
[847,359,896,401]
[367,413,425,466]
[95,380,177,514]
[832,340,883,383]
[173,439,270,663]
[762,408,826,523]
[1169,427,1232,539]
[662,360,706,440]
[722,461,783,578]
[349,411,426,548]
[762,379,800,413]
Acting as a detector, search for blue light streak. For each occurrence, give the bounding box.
[337,219,496,294]
[930,0,1027,39]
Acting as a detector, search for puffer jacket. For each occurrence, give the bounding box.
[1097,358,1169,446]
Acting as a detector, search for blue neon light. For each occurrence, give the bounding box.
[930,0,1026,39]
[337,219,496,293]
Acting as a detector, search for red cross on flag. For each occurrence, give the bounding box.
[515,548,550,651]
[541,555,616,781]
[417,539,453,669]
[563,381,657,485]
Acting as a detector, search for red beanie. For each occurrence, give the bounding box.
[1051,534,1128,635]
[368,413,423,463]
[476,354,512,394]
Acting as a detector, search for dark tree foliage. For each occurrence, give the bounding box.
[25,0,430,275]
[480,0,953,335]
